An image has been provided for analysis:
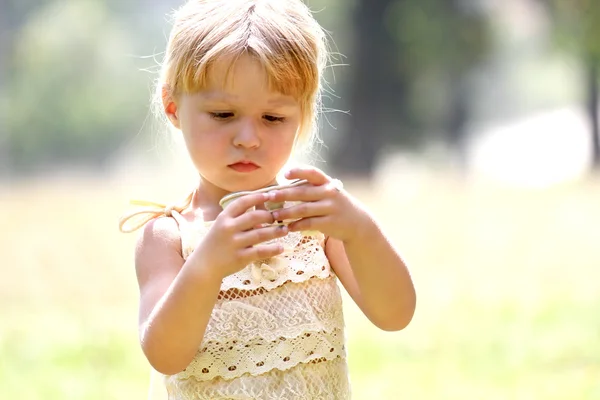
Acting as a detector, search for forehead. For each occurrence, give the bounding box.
[200,54,298,105]
[206,54,268,89]
[199,91,299,108]
[201,53,302,101]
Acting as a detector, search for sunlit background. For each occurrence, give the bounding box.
[1,0,600,399]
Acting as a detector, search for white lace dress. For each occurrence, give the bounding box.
[158,214,351,400]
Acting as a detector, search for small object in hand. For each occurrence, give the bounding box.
[219,190,254,211]
[219,179,309,214]
[219,179,320,235]
[264,200,285,211]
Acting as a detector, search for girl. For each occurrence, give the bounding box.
[119,0,416,398]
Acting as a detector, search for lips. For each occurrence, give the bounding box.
[228,161,260,173]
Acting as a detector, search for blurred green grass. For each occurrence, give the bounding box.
[1,172,599,399]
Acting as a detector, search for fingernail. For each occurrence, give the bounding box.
[278,224,288,232]
[284,170,292,178]
[271,211,280,220]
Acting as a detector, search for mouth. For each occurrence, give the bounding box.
[228,160,260,173]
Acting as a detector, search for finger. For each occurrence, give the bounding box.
[287,216,329,232]
[223,192,270,217]
[234,209,275,231]
[238,243,285,264]
[268,180,341,203]
[235,224,289,248]
[284,166,329,185]
[271,200,330,222]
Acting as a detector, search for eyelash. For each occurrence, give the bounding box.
[209,112,234,120]
[209,112,286,123]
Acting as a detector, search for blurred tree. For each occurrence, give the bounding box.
[540,0,600,168]
[392,0,490,168]
[330,0,491,177]
[329,0,406,178]
[5,0,151,173]
[1,0,56,176]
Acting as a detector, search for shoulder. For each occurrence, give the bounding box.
[135,216,184,282]
[133,216,187,327]
[136,216,182,256]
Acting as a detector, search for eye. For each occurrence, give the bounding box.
[263,115,286,123]
[209,112,234,120]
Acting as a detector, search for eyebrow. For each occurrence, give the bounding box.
[267,96,298,107]
[201,92,238,102]
[201,91,297,107]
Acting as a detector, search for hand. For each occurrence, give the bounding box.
[266,167,368,243]
[189,192,288,280]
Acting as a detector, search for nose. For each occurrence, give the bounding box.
[233,118,260,149]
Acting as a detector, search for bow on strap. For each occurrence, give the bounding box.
[118,191,194,233]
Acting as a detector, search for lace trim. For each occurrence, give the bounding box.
[205,276,344,343]
[164,356,351,400]
[181,229,332,292]
[175,328,346,382]
[163,212,350,396]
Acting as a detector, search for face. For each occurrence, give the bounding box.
[163,54,301,199]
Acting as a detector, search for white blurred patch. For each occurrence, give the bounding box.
[468,107,593,188]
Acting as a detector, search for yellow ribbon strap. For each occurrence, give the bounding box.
[118,191,194,233]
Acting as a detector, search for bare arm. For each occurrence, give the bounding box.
[135,192,287,375]
[325,211,416,331]
[135,217,223,375]
[266,167,416,332]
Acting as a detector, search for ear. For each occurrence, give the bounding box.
[162,85,181,129]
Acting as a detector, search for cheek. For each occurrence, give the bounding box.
[268,127,298,158]
[180,110,207,132]
[181,115,224,143]
[284,125,300,148]
[274,122,299,143]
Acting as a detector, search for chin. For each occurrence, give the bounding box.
[237,178,278,192]
[205,173,278,194]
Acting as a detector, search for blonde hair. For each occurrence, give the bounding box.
[155,0,329,149]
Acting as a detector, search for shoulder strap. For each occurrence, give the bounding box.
[118,191,194,233]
